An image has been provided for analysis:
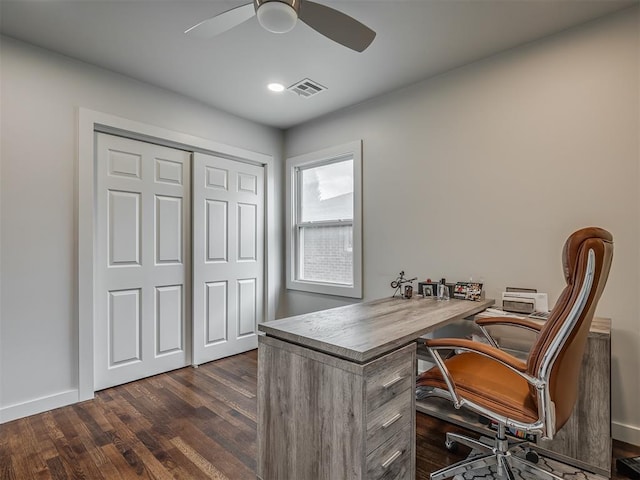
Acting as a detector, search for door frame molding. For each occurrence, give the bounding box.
[78,108,276,401]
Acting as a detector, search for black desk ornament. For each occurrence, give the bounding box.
[390,271,417,298]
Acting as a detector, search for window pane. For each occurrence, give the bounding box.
[299,225,353,285]
[300,159,353,223]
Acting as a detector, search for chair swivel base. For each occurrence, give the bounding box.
[431,428,564,480]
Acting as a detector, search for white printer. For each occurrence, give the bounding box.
[501,290,549,315]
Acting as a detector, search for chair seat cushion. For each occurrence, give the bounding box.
[417,352,538,424]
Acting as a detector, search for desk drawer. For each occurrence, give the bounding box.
[366,428,412,480]
[366,388,412,454]
[365,345,414,412]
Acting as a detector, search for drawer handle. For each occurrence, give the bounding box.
[382,375,403,389]
[381,450,402,469]
[382,413,402,429]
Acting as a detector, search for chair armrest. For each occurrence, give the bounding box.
[425,337,528,372]
[475,316,543,333]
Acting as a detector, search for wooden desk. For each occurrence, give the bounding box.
[257,297,494,480]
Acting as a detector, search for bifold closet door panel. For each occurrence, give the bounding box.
[95,133,191,390]
[192,152,265,366]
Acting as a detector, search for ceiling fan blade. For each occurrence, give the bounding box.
[298,0,375,52]
[185,2,255,39]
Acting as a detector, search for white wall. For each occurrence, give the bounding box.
[0,37,284,421]
[284,8,640,444]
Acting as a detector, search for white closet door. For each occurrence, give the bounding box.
[95,133,191,390]
[192,152,264,365]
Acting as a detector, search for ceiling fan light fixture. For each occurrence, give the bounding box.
[185,0,375,52]
[256,1,298,34]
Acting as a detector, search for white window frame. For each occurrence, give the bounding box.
[286,141,362,298]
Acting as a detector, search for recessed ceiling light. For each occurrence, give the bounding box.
[267,82,285,93]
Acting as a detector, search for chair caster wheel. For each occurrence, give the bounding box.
[525,449,539,464]
[445,440,458,452]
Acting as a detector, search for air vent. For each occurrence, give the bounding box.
[288,78,327,98]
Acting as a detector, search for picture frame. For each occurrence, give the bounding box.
[453,282,483,301]
[422,284,433,297]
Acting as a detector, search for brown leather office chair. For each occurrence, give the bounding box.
[416,227,613,480]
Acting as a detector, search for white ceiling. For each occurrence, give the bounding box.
[1,0,636,129]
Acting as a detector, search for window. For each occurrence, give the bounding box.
[286,141,362,298]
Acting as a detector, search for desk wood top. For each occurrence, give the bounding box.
[259,297,495,363]
[475,310,611,337]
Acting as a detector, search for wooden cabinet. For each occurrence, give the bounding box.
[415,316,612,477]
[256,297,494,479]
[257,335,415,480]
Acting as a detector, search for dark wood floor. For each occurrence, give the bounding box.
[1,350,638,479]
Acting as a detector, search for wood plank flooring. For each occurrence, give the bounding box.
[1,350,638,479]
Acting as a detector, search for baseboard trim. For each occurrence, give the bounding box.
[0,389,78,424]
[613,420,640,447]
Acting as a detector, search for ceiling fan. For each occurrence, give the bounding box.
[185,0,376,52]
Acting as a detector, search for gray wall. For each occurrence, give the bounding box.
[2,6,639,446]
[284,8,640,444]
[0,37,284,420]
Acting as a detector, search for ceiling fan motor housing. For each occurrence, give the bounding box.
[255,0,300,33]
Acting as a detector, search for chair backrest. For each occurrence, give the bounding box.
[526,227,613,433]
